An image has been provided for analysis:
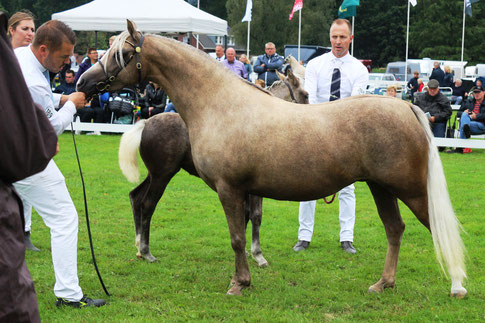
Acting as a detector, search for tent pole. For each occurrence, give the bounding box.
[95,31,98,48]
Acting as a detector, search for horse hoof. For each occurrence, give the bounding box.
[227,285,243,296]
[368,285,382,294]
[257,259,269,267]
[143,254,157,263]
[451,287,467,299]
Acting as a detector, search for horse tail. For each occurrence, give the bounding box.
[410,104,466,286]
[119,119,147,183]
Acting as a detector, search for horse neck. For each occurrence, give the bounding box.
[142,36,240,125]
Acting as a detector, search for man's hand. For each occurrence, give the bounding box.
[430,116,435,123]
[470,112,477,120]
[55,142,60,156]
[68,92,87,109]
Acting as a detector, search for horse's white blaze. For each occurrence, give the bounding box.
[412,105,467,294]
[119,120,146,183]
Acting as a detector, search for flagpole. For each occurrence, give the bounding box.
[196,0,200,49]
[405,1,410,84]
[247,21,251,57]
[461,0,466,67]
[298,9,302,61]
[351,16,354,56]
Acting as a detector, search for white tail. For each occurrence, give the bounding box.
[411,105,466,288]
[119,120,146,183]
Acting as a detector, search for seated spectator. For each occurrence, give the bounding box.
[54,69,76,95]
[385,85,397,97]
[138,81,167,118]
[443,65,454,88]
[448,86,485,154]
[414,79,452,138]
[164,102,177,113]
[417,78,424,92]
[407,71,419,99]
[77,95,106,129]
[223,48,248,79]
[451,79,467,105]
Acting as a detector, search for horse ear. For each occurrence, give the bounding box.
[276,70,285,81]
[127,19,141,42]
[287,69,300,87]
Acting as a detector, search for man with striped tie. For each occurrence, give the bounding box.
[293,18,369,254]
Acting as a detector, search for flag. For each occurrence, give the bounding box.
[242,0,253,22]
[409,0,417,6]
[289,0,303,20]
[338,0,359,18]
[465,0,480,16]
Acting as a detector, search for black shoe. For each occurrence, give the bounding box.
[293,240,310,252]
[463,124,471,139]
[447,148,463,154]
[341,241,356,254]
[24,231,40,252]
[56,296,106,308]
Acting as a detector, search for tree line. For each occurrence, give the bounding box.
[2,0,484,67]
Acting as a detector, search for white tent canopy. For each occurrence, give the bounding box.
[52,0,227,35]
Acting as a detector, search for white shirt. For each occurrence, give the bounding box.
[15,45,77,135]
[305,51,369,104]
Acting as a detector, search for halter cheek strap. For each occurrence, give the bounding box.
[282,79,297,103]
[96,33,145,92]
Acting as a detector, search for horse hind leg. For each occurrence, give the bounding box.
[403,194,467,298]
[130,178,150,258]
[367,182,405,294]
[247,195,268,267]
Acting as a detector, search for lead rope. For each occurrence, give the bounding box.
[70,123,111,296]
[323,194,336,204]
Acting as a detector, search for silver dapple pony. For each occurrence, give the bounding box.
[77,20,467,298]
[118,71,308,266]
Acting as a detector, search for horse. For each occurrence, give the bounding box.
[284,54,305,81]
[77,20,467,298]
[118,71,308,266]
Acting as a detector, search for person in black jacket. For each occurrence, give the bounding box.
[139,81,167,118]
[414,79,452,138]
[429,61,445,87]
[407,71,419,99]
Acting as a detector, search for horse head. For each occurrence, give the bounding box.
[77,20,144,98]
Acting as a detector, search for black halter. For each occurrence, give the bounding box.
[96,34,145,92]
[282,79,297,103]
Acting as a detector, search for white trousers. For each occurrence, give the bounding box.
[298,184,356,242]
[14,160,83,301]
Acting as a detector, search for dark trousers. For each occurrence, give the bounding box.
[77,107,106,123]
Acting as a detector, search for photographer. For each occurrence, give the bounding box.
[448,86,485,154]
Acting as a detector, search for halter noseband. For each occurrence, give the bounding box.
[96,33,145,92]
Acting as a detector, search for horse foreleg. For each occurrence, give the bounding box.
[247,195,268,267]
[367,182,405,293]
[218,184,250,295]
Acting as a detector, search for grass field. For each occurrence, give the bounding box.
[26,133,485,322]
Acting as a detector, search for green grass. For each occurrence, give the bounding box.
[26,133,485,322]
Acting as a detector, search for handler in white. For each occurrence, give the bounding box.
[293,19,369,253]
[13,20,105,308]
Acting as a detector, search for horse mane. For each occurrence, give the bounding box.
[108,30,275,98]
[245,80,273,96]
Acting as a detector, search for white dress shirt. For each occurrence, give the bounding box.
[304,51,369,104]
[15,45,77,135]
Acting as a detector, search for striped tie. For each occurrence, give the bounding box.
[330,68,340,101]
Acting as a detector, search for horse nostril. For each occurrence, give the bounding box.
[76,78,84,91]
